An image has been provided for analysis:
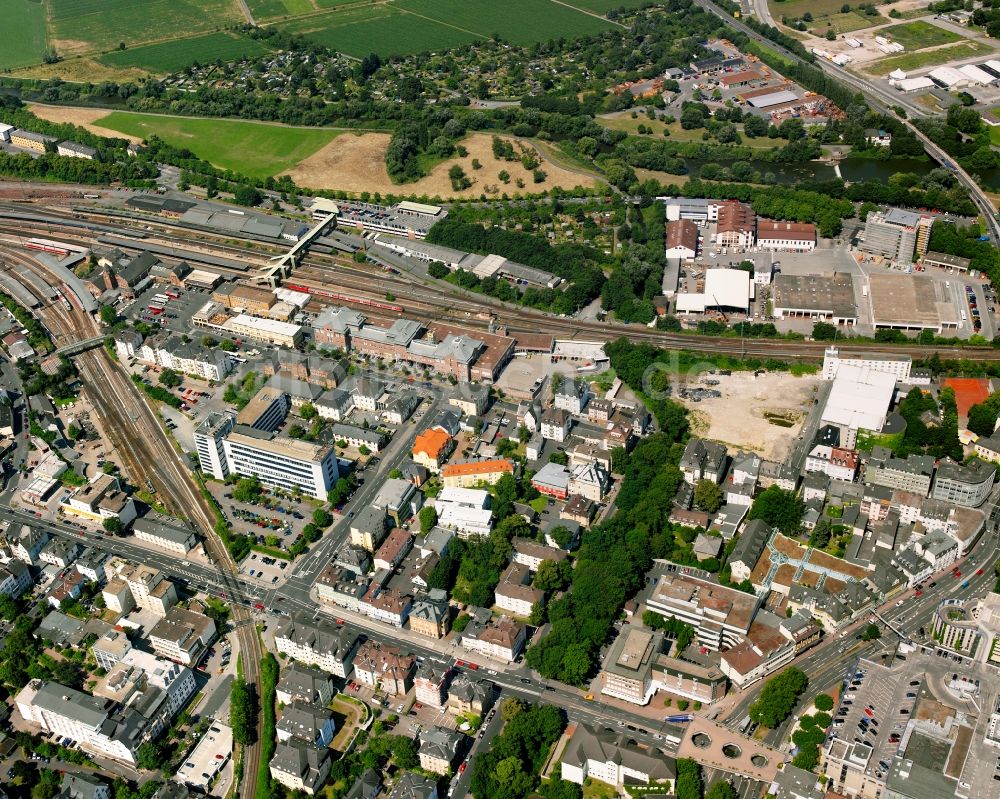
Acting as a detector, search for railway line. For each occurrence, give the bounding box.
[0,242,263,799]
[4,201,1000,362]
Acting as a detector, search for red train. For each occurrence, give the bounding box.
[285,283,403,313]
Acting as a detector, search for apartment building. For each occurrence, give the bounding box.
[269,741,330,795]
[276,663,335,706]
[194,413,235,480]
[273,615,361,679]
[861,208,932,265]
[414,660,450,708]
[148,607,216,666]
[418,727,463,775]
[441,459,515,488]
[931,458,995,508]
[62,474,137,527]
[16,680,147,765]
[353,640,415,695]
[460,614,526,663]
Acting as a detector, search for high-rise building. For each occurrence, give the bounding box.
[221,425,338,499]
[861,209,932,265]
[194,413,234,480]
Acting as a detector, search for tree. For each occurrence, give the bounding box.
[98,305,118,326]
[158,369,182,388]
[102,517,124,535]
[136,740,168,770]
[675,759,703,799]
[812,321,837,341]
[233,184,263,207]
[419,505,438,534]
[747,486,804,533]
[749,667,809,728]
[861,623,881,641]
[694,479,722,513]
[232,477,263,503]
[300,402,317,420]
[500,697,524,721]
[229,679,257,745]
[312,508,332,528]
[533,559,570,593]
[808,516,832,549]
[706,782,737,799]
[814,693,835,712]
[394,736,419,769]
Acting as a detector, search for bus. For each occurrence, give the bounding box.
[152,294,170,305]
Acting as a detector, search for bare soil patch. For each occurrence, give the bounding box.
[14,57,150,84]
[28,104,144,143]
[282,131,596,197]
[679,370,818,461]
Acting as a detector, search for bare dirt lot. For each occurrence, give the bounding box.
[680,370,819,461]
[28,104,145,143]
[282,131,597,198]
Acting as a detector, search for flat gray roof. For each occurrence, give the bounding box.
[772,272,857,317]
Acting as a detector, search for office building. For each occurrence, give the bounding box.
[861,209,932,264]
[222,425,338,499]
[931,458,995,508]
[193,413,234,480]
[148,607,216,666]
[646,573,761,651]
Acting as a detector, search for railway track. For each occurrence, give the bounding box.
[4,202,1000,362]
[0,243,263,798]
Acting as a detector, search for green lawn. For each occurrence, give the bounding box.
[881,20,961,49]
[49,0,242,53]
[93,112,340,179]
[100,32,274,73]
[814,10,880,34]
[247,0,313,17]
[0,0,48,70]
[556,0,648,11]
[866,39,993,75]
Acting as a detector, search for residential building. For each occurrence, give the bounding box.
[567,462,611,501]
[358,585,412,627]
[102,579,134,615]
[804,445,859,482]
[388,774,437,799]
[63,474,137,527]
[446,674,494,716]
[58,773,110,799]
[441,459,515,488]
[461,614,526,663]
[540,408,571,442]
[276,663,335,706]
[13,525,50,563]
[273,615,360,678]
[114,330,142,361]
[175,723,231,793]
[371,478,422,526]
[373,528,413,572]
[495,562,544,618]
[269,741,330,795]
[350,506,390,552]
[92,630,132,671]
[409,588,451,639]
[865,450,936,495]
[38,538,80,569]
[0,558,32,598]
[353,640,415,695]
[131,517,198,556]
[276,702,336,748]
[418,727,463,775]
[554,378,591,415]
[414,660,450,708]
[221,425,338,499]
[680,438,727,484]
[727,520,772,583]
[411,428,453,472]
[821,347,911,383]
[148,607,216,666]
[512,538,568,571]
[11,129,56,153]
[92,649,197,734]
[118,564,177,616]
[15,680,147,765]
[344,770,382,799]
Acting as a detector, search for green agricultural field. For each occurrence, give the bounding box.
[100,32,274,73]
[866,39,993,74]
[93,112,340,179]
[559,0,651,11]
[881,20,961,49]
[814,10,880,34]
[769,0,870,20]
[48,0,242,54]
[278,5,479,57]
[393,0,614,45]
[0,0,48,70]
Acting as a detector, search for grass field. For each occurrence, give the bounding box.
[814,11,881,34]
[93,112,340,178]
[599,115,783,150]
[99,32,274,73]
[769,0,875,20]
[881,20,961,49]
[248,0,315,17]
[866,39,993,74]
[558,0,650,11]
[48,0,242,55]
[0,0,48,70]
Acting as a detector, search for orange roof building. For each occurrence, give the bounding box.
[442,458,515,488]
[412,428,453,472]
